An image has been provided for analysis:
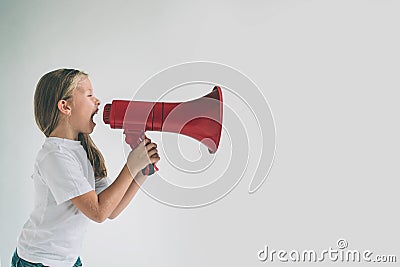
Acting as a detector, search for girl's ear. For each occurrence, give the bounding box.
[57,99,72,116]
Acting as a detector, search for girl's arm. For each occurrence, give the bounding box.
[71,139,159,223]
[71,164,137,223]
[108,171,148,220]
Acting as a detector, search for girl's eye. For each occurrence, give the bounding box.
[88,95,93,97]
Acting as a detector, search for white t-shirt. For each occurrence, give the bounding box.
[17,137,111,267]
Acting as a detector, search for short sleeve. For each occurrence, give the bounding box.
[39,152,93,205]
[95,177,111,195]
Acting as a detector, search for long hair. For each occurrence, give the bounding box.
[34,68,107,179]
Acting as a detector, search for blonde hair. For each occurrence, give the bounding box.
[34,68,107,179]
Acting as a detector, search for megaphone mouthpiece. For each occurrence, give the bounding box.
[103,104,112,125]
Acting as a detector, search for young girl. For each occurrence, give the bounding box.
[11,68,160,267]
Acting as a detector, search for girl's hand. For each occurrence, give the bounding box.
[127,137,160,175]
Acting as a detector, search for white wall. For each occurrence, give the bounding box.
[1,0,399,266]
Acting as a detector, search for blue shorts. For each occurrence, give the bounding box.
[11,249,82,267]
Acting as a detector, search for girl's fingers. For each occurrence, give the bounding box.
[148,149,158,157]
[146,142,157,151]
[150,156,160,164]
[144,136,151,144]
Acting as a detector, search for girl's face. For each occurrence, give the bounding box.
[68,78,100,135]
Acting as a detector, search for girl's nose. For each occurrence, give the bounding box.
[95,97,101,106]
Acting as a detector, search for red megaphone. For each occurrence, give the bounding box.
[103,86,223,175]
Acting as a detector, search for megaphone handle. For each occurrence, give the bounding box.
[124,130,158,176]
[141,163,159,176]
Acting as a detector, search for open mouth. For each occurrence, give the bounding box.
[91,109,99,124]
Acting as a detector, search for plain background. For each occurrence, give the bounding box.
[1,0,399,266]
